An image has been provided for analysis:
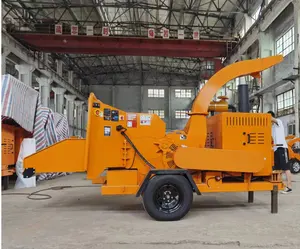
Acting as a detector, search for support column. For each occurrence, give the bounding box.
[258,30,275,113]
[293,0,300,137]
[68,70,74,86]
[56,60,63,77]
[112,86,116,106]
[140,86,144,112]
[43,53,49,67]
[272,90,277,114]
[52,87,66,114]
[74,101,84,137]
[36,77,52,107]
[2,46,10,75]
[15,63,35,87]
[82,103,88,137]
[168,87,172,130]
[259,31,274,87]
[78,79,82,92]
[244,14,253,34]
[64,94,77,136]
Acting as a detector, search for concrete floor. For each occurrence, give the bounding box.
[2,173,300,249]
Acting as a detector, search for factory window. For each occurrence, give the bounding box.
[175,89,192,98]
[175,110,190,119]
[251,105,259,113]
[148,109,165,119]
[148,89,164,98]
[288,123,296,136]
[235,77,240,88]
[216,87,226,97]
[276,89,295,116]
[206,61,214,70]
[276,26,294,57]
[227,80,237,91]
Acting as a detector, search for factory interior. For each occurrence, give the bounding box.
[1,0,300,248]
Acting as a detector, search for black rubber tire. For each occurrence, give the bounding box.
[2,176,9,190]
[142,175,193,221]
[290,160,300,174]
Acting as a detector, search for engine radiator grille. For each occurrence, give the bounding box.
[226,116,269,127]
[247,132,265,145]
[2,138,14,155]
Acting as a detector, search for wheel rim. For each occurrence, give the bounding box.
[292,161,300,172]
[154,184,182,214]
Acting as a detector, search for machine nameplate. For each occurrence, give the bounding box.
[104,108,111,121]
[104,126,111,136]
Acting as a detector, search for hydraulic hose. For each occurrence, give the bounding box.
[116,125,155,169]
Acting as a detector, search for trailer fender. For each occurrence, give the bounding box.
[136,169,201,197]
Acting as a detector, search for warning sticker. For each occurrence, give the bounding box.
[111,110,119,122]
[127,113,137,120]
[104,108,111,121]
[127,113,137,128]
[140,114,151,126]
[104,126,111,136]
[94,110,103,117]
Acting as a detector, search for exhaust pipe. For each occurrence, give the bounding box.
[238,84,250,112]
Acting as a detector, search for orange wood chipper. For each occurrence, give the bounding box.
[23,55,285,221]
[2,124,32,190]
[285,135,300,174]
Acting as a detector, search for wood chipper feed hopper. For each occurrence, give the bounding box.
[24,55,285,221]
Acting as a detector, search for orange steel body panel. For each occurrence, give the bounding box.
[24,138,86,173]
[101,185,139,195]
[107,170,138,186]
[2,125,15,169]
[23,55,285,195]
[174,147,265,173]
[83,93,166,180]
[202,112,273,176]
[92,176,107,184]
[2,124,32,178]
[197,182,282,193]
[286,136,300,161]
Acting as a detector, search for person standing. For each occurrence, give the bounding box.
[267,111,292,193]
